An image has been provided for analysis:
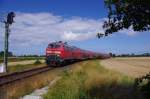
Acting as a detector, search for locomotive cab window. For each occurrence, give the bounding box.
[48,43,61,48]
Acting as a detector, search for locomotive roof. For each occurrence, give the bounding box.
[49,41,66,45]
[48,41,105,54]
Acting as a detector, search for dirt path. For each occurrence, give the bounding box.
[101,57,150,78]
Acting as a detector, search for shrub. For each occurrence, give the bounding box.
[34,59,42,65]
[134,72,150,99]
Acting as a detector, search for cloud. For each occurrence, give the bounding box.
[2,12,106,47]
[0,12,138,54]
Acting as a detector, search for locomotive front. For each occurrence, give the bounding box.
[46,42,63,66]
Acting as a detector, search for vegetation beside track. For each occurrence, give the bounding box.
[0,60,45,76]
[44,60,143,99]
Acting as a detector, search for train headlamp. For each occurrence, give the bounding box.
[46,51,61,54]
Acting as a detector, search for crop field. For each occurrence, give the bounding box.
[0,57,45,63]
[7,59,45,66]
[101,57,150,78]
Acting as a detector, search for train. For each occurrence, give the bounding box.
[46,41,110,66]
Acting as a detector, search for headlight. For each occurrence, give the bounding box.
[46,51,52,53]
[46,50,61,54]
[54,51,61,54]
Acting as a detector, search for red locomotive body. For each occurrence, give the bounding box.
[46,41,110,66]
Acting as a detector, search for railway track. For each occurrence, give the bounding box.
[0,66,52,86]
[0,59,104,86]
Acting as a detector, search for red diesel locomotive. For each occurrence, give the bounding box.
[46,41,110,66]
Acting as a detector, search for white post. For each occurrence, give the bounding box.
[0,63,5,73]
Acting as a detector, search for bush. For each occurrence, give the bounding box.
[34,59,42,65]
[134,73,150,99]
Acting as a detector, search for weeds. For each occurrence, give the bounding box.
[44,69,86,99]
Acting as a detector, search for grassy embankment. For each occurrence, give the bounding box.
[44,60,143,99]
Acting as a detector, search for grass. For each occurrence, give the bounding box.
[44,60,143,99]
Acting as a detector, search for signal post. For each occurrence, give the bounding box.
[3,12,15,73]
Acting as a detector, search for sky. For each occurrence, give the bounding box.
[0,0,149,55]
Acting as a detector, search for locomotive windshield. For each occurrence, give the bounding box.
[48,43,61,48]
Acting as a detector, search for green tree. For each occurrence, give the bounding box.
[103,0,150,35]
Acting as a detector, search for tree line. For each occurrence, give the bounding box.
[110,53,150,57]
[0,51,13,57]
[0,51,45,57]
